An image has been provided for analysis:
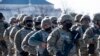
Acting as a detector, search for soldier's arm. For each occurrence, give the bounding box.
[83,28,93,44]
[3,26,11,41]
[14,30,23,52]
[21,32,33,51]
[47,29,59,55]
[3,28,10,44]
[28,31,42,46]
[9,27,16,42]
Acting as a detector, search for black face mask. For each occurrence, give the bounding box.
[63,23,72,30]
[45,27,52,33]
[35,22,41,26]
[35,22,41,30]
[26,23,33,27]
[25,20,33,27]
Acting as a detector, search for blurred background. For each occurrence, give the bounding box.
[0,0,100,22]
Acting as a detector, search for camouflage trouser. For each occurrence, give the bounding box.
[29,54,37,56]
[7,43,15,56]
[15,50,28,56]
[37,49,50,56]
[80,46,88,56]
[69,46,77,56]
[27,46,37,56]
[0,40,8,56]
[89,52,99,56]
[76,40,88,56]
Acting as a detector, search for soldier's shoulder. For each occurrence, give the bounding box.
[86,26,94,32]
[31,30,42,36]
[49,27,61,36]
[71,24,80,31]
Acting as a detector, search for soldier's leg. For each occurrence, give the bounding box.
[2,49,8,56]
[8,43,14,56]
[76,45,80,56]
[0,51,2,56]
[80,47,88,56]
[15,51,21,56]
[29,53,37,56]
[90,51,99,56]
[2,42,8,56]
[56,51,63,56]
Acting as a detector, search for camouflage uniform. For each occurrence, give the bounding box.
[50,16,57,28]
[14,16,33,56]
[71,14,82,31]
[3,16,18,56]
[47,14,79,56]
[22,16,42,56]
[75,15,91,56]
[9,14,26,56]
[22,31,37,56]
[28,18,52,56]
[9,14,26,43]
[83,13,100,56]
[0,13,9,56]
[83,26,100,56]
[3,26,14,56]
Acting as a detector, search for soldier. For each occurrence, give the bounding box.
[0,12,9,56]
[50,16,58,29]
[76,15,91,56]
[21,16,43,56]
[83,13,100,56]
[71,14,82,31]
[9,14,26,44]
[70,14,83,56]
[9,14,27,56]
[14,16,33,56]
[3,16,18,56]
[28,17,52,56]
[47,14,80,56]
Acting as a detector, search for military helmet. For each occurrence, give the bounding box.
[57,14,73,23]
[41,17,52,29]
[50,16,57,22]
[80,15,91,22]
[9,16,17,24]
[17,14,27,22]
[74,14,82,22]
[93,13,100,22]
[23,16,33,21]
[35,16,43,22]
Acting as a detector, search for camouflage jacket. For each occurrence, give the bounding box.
[14,27,33,52]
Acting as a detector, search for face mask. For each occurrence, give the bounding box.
[35,22,41,26]
[26,23,33,27]
[25,20,33,27]
[45,27,52,33]
[63,23,72,30]
[35,23,41,30]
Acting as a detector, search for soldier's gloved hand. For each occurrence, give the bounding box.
[20,51,29,56]
[41,42,47,48]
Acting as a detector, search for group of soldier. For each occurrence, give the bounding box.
[0,12,100,56]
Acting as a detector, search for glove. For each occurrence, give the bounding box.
[20,51,29,56]
[88,43,95,54]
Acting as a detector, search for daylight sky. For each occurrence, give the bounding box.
[47,0,100,14]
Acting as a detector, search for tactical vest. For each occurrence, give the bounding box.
[55,29,79,55]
